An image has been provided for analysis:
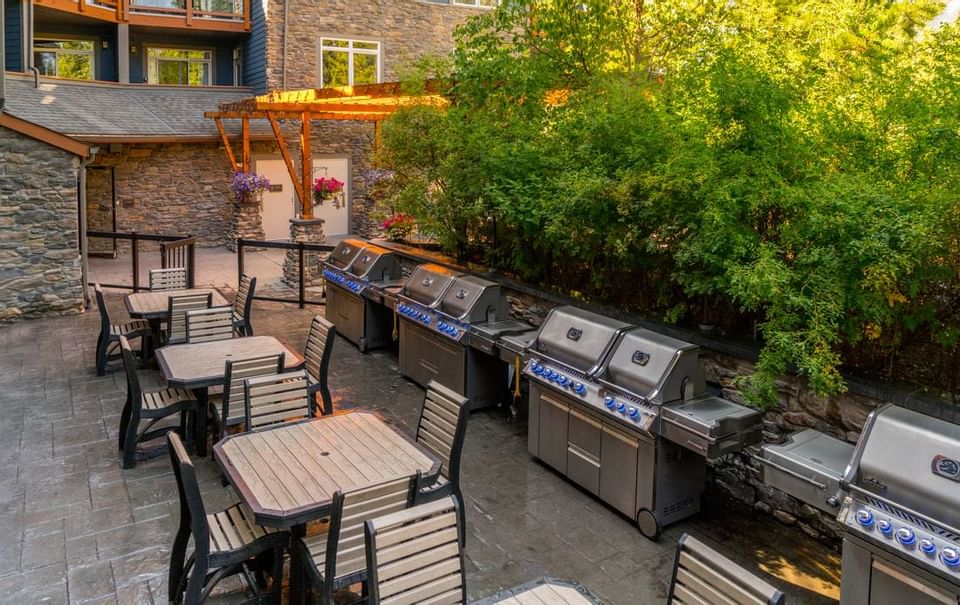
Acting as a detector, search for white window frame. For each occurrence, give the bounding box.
[33,36,96,80]
[233,47,243,86]
[146,46,214,86]
[451,0,498,7]
[318,37,382,88]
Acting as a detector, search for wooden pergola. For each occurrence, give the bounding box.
[204,80,448,220]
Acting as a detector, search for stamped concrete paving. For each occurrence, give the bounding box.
[0,290,841,604]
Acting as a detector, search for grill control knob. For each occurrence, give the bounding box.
[438,322,447,330]
[449,327,458,336]
[574,383,586,395]
[628,407,639,419]
[941,547,960,568]
[895,527,916,547]
[877,520,893,536]
[855,510,875,528]
[920,539,937,555]
[616,402,626,414]
[604,396,615,409]
[559,376,569,387]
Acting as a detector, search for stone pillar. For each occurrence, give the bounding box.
[282,218,325,287]
[226,201,265,251]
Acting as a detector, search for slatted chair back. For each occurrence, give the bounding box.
[668,534,786,605]
[304,316,337,415]
[94,283,112,336]
[364,496,466,605]
[233,274,257,333]
[167,432,212,563]
[150,267,188,291]
[186,307,235,344]
[220,353,285,432]
[243,370,312,431]
[417,381,471,483]
[167,292,212,344]
[118,335,144,411]
[324,475,419,595]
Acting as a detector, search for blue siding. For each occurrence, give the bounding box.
[242,0,266,93]
[4,0,21,71]
[129,32,241,85]
[33,22,117,81]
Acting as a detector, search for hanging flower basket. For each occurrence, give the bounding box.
[230,171,271,207]
[312,176,345,209]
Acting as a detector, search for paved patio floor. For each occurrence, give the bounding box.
[0,288,842,604]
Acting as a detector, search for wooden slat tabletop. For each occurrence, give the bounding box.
[125,288,229,319]
[476,579,601,605]
[156,336,301,389]
[215,412,440,528]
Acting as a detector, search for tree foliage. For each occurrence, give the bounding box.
[377,0,960,405]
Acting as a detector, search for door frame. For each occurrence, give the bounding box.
[86,166,118,258]
[253,153,353,236]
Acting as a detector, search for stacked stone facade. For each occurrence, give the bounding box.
[0,126,84,321]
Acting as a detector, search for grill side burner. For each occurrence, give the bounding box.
[322,241,401,352]
[838,405,960,604]
[524,306,763,540]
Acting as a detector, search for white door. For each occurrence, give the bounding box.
[256,157,351,241]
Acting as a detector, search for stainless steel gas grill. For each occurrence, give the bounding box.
[398,268,518,408]
[525,306,763,539]
[837,405,960,604]
[322,240,402,352]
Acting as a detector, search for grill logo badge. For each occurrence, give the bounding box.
[456,289,468,299]
[632,350,651,365]
[933,456,960,482]
[422,277,433,286]
[566,327,582,341]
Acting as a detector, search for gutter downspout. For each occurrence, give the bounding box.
[281,0,287,89]
[26,0,39,87]
[78,146,99,308]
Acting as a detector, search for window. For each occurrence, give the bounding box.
[33,39,95,80]
[147,47,212,86]
[451,0,498,6]
[233,47,243,86]
[319,38,380,88]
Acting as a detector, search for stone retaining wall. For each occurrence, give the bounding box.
[0,126,84,321]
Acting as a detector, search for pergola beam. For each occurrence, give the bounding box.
[266,111,304,210]
[213,117,238,173]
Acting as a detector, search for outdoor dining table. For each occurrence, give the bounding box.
[124,288,230,354]
[477,578,601,605]
[156,336,301,456]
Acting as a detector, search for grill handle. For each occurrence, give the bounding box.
[754,456,829,492]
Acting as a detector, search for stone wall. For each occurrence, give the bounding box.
[0,126,84,321]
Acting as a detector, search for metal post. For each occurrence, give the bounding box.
[131,232,140,292]
[298,242,305,309]
[187,241,195,288]
[237,239,245,278]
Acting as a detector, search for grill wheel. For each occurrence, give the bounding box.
[637,508,661,541]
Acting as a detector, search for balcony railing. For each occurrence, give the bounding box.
[35,0,248,31]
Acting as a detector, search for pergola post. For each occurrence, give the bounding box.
[241,117,251,173]
[300,110,312,220]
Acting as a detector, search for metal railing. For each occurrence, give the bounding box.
[236,238,334,309]
[88,230,196,292]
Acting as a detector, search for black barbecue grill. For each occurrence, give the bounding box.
[398,266,520,408]
[323,239,402,352]
[836,405,960,604]
[524,305,763,539]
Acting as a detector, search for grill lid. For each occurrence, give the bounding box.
[402,264,462,307]
[326,238,369,270]
[439,275,505,322]
[531,306,632,375]
[347,245,401,281]
[852,406,960,530]
[600,328,705,404]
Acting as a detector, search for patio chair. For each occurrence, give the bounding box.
[149,267,188,291]
[291,475,419,605]
[186,307,236,344]
[94,284,151,376]
[243,370,313,432]
[363,496,465,605]
[166,432,289,605]
[166,292,212,345]
[413,381,471,545]
[292,315,337,415]
[233,274,257,336]
[118,336,199,469]
[208,353,285,442]
[668,533,786,605]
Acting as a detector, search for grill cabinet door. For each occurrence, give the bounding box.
[435,338,466,392]
[327,287,363,347]
[600,426,639,519]
[567,410,601,495]
[538,393,569,474]
[868,558,957,605]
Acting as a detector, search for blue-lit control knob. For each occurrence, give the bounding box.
[920,539,937,555]
[534,365,544,376]
[628,407,639,419]
[877,520,893,536]
[424,316,432,325]
[616,402,626,413]
[941,547,960,568]
[438,322,447,330]
[449,327,457,336]
[895,527,916,547]
[574,383,586,395]
[559,376,569,386]
[855,510,875,528]
[604,396,615,409]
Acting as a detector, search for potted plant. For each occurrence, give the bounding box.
[230,171,271,206]
[312,176,345,208]
[380,213,417,242]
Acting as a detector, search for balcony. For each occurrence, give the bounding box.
[34,0,249,31]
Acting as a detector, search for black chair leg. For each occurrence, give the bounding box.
[168,526,191,603]
[122,417,139,469]
[96,335,110,377]
[456,486,467,548]
[118,391,132,451]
